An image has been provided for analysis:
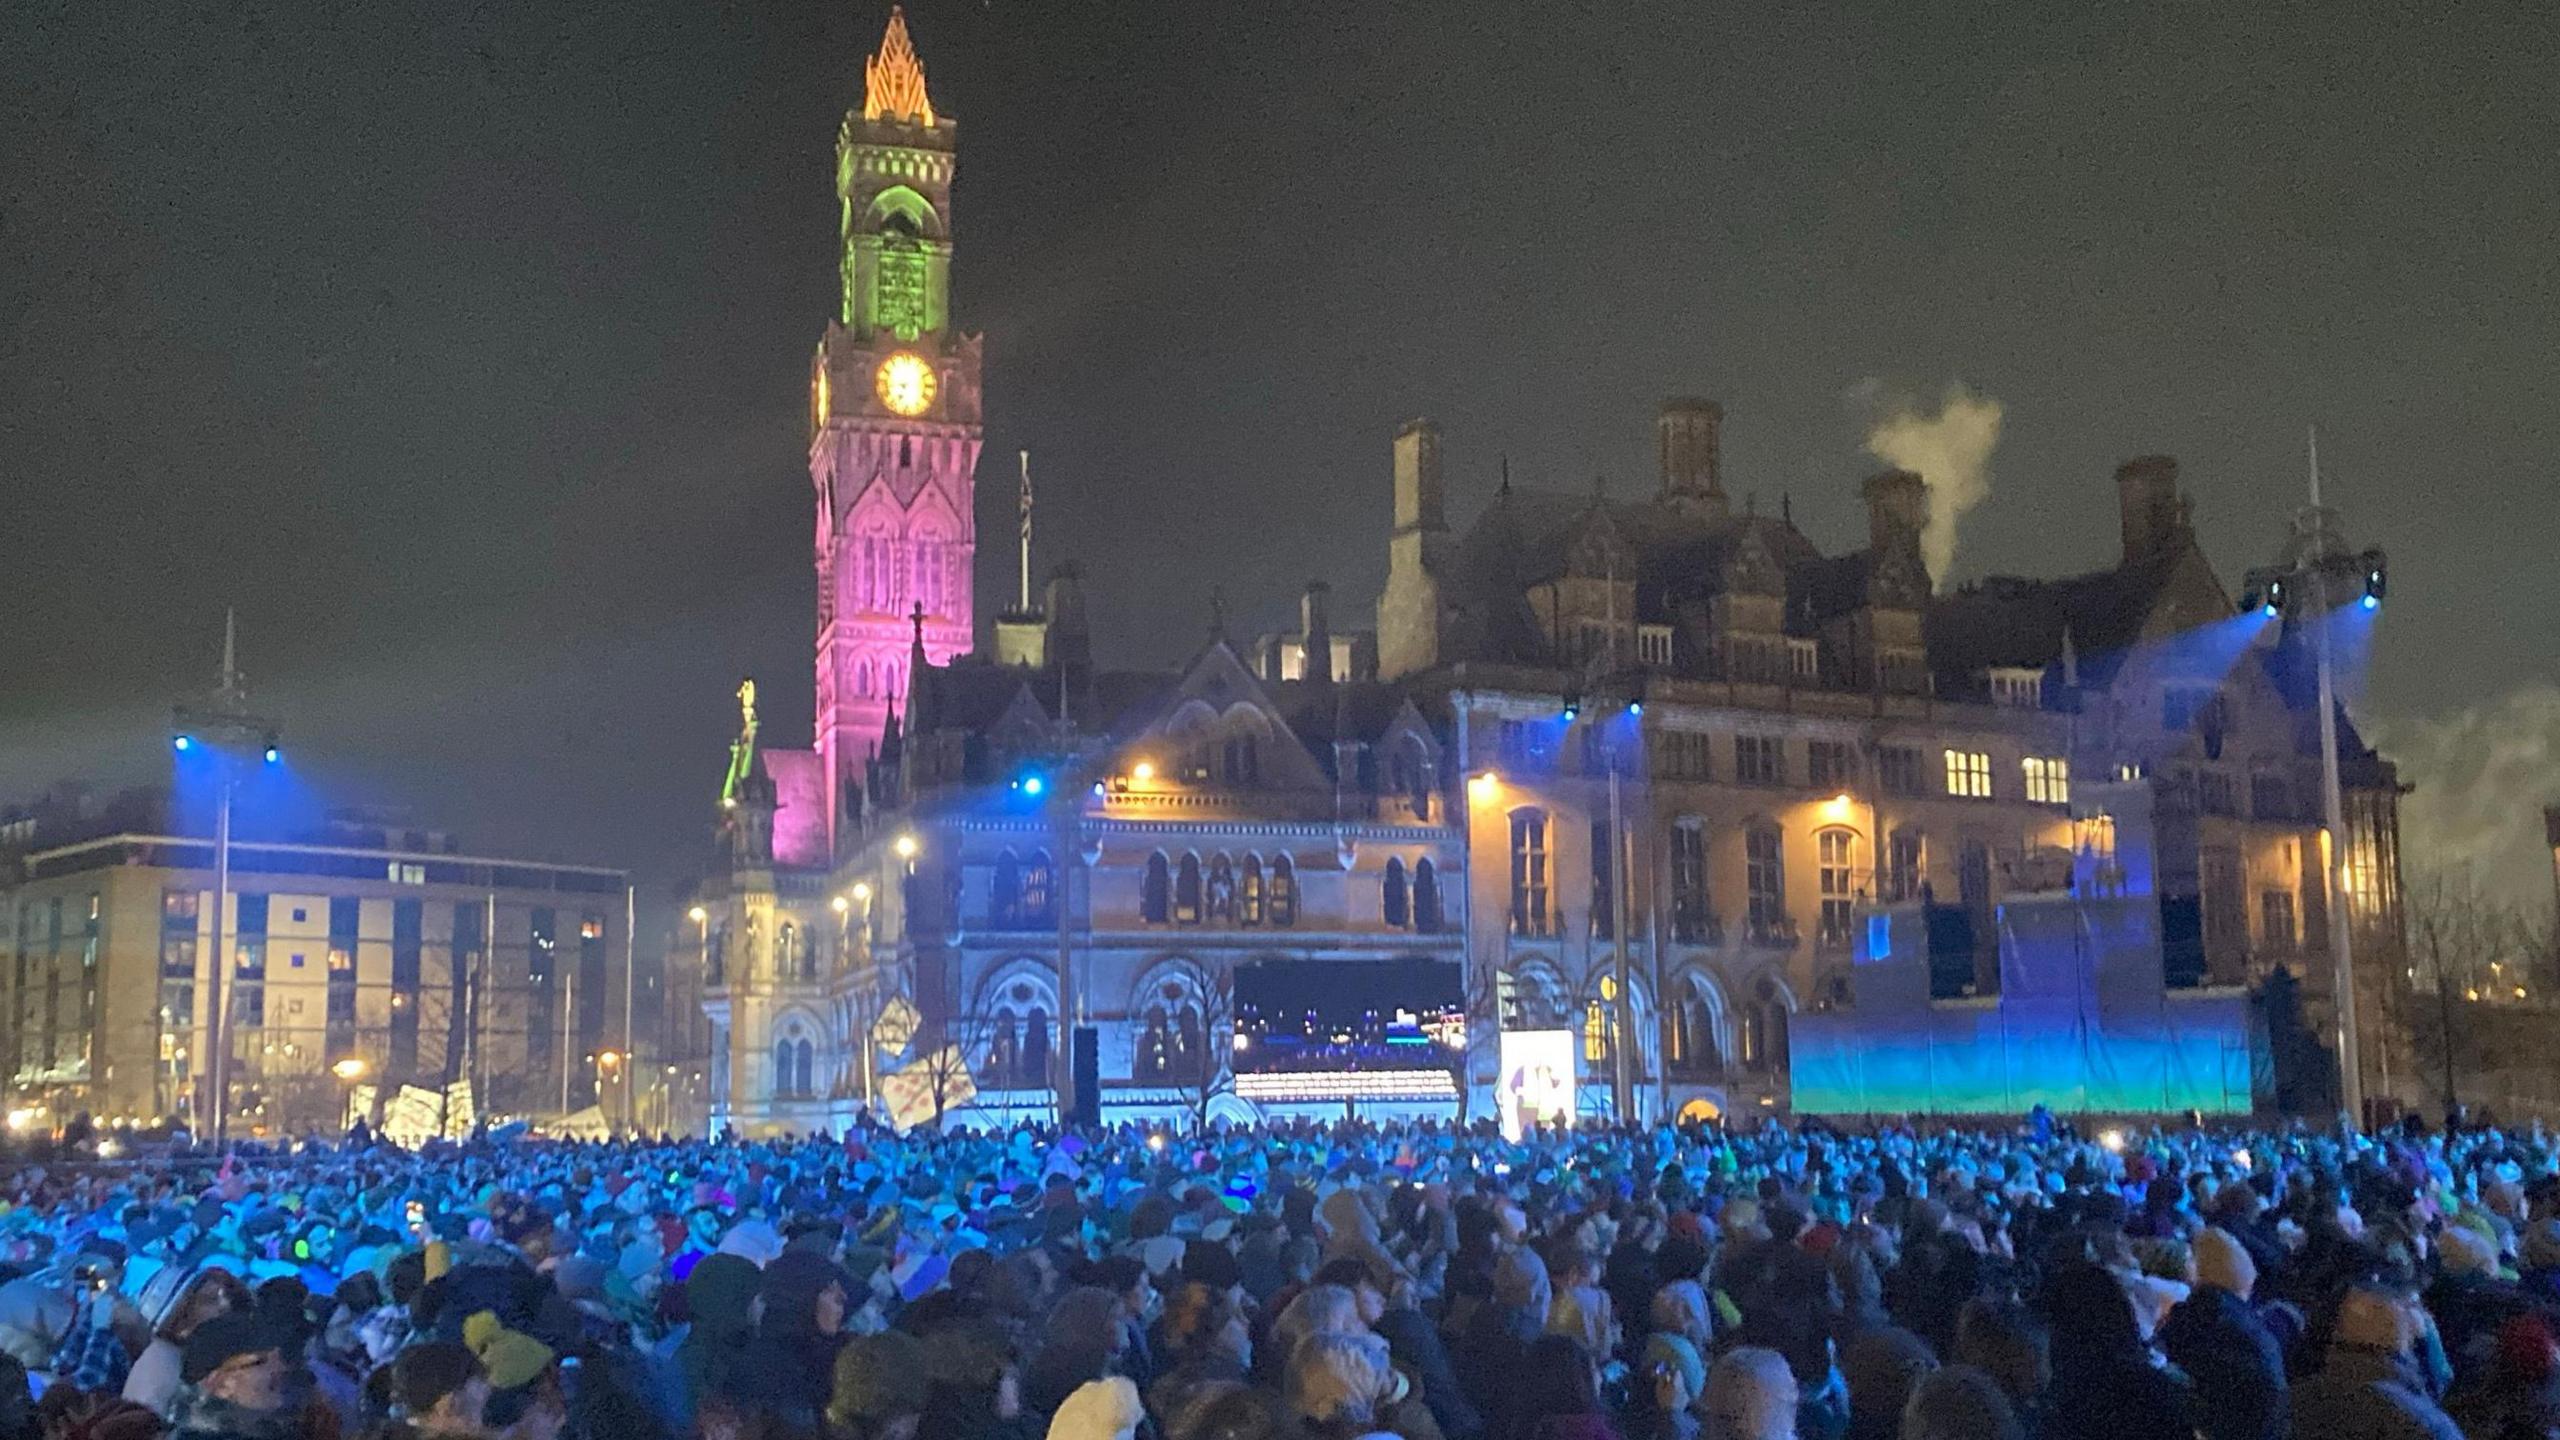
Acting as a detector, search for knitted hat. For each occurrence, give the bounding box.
[1047,1377,1143,1440]
[827,1332,929,1429]
[2191,1226,2260,1296]
[460,1310,554,1391]
[180,1311,280,1385]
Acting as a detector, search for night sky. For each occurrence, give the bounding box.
[6,1,2556,918]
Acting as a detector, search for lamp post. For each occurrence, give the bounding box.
[331,1056,367,1133]
[2240,434,2388,1124]
[172,612,280,1146]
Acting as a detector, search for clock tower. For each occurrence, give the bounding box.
[812,6,981,851]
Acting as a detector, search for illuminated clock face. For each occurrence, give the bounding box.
[875,352,936,417]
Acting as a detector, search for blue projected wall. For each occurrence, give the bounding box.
[1792,891,2255,1116]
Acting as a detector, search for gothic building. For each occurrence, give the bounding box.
[1378,404,2404,1121]
[691,13,2407,1133]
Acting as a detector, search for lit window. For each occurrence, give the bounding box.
[2023,756,2070,805]
[1944,750,1992,799]
[1584,975,1618,1063]
[1637,624,1674,667]
[1745,827,1786,941]
[1989,668,2043,708]
[1789,639,1819,682]
[1817,829,1856,947]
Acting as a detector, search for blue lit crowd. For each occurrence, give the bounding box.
[3,1111,2557,1440]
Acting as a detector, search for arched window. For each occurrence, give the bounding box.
[988,1015,1019,1082]
[1141,854,1171,925]
[773,1037,794,1096]
[1739,976,1790,1077]
[1175,854,1204,924]
[1269,854,1297,926]
[992,850,1021,928]
[1133,978,1207,1084]
[1668,975,1722,1079]
[1583,974,1620,1065]
[1394,736,1433,818]
[1023,1005,1051,1085]
[1206,854,1236,922]
[795,1038,815,1096]
[1020,850,1054,926]
[1383,858,1410,928]
[1239,855,1265,925]
[1222,735,1261,786]
[855,659,873,698]
[1413,858,1442,933]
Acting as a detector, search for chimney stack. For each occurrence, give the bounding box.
[1301,581,1334,685]
[1861,469,1929,555]
[2115,455,2187,564]
[1393,420,1444,534]
[1657,398,1725,510]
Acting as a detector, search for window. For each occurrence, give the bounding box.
[1745,827,1787,942]
[992,851,1022,927]
[1807,740,1852,792]
[1788,638,1819,683]
[1141,854,1171,924]
[1669,821,1711,943]
[1413,859,1442,933]
[1653,731,1712,782]
[1175,854,1204,924]
[1817,830,1857,948]
[1221,735,1261,786]
[1205,854,1235,922]
[1668,978,1722,1078]
[2023,756,2070,805]
[388,862,426,885]
[1583,974,1622,1065]
[1383,859,1409,928]
[1510,810,1550,936]
[1637,624,1674,667]
[1736,736,1785,786]
[1879,746,1924,796]
[1591,817,1617,939]
[1269,854,1297,926]
[1944,750,1992,799]
[1739,976,1789,1076]
[2260,890,2298,950]
[1239,855,1264,925]
[1989,668,2044,708]
[1886,830,1925,903]
[1019,850,1053,926]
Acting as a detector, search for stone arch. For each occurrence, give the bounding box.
[772,1007,828,1100]
[1735,969,1797,1078]
[862,185,946,240]
[1128,955,1214,1085]
[1577,965,1657,1083]
[1665,967,1729,1080]
[974,956,1059,1088]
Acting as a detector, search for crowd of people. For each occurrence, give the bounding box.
[3,1111,2559,1440]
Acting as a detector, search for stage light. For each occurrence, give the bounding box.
[2098,1127,2126,1153]
[263,745,280,764]
[2361,594,2378,611]
[893,833,919,860]
[1627,701,1643,717]
[173,735,194,752]
[1561,694,1580,721]
[1018,774,1045,797]
[1132,761,1155,784]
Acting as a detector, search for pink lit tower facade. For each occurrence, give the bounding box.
[811,8,980,851]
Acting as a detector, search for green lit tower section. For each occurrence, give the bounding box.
[811,6,982,854]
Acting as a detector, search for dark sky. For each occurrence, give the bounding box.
[6,0,2556,916]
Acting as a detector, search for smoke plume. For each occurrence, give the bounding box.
[1857,381,2005,588]
[2377,684,2560,911]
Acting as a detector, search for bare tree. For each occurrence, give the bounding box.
[2404,869,2544,1114]
[1173,966,1238,1136]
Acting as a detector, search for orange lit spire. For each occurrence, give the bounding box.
[864,7,936,126]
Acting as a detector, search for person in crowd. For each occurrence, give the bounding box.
[2290,1287,2466,1440]
[2159,1226,2288,1440]
[2036,1260,2194,1440]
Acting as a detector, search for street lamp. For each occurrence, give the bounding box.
[2239,431,2389,1123]
[172,611,281,1144]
